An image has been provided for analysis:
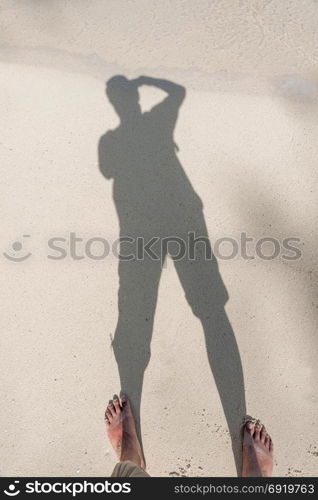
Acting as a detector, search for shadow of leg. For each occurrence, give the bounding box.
[174,229,246,475]
[112,255,163,464]
[201,311,246,475]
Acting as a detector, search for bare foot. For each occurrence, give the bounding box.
[242,420,273,477]
[105,394,145,469]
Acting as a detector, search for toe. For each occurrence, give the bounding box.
[104,408,110,422]
[260,427,267,443]
[120,393,127,408]
[105,408,112,421]
[245,421,255,435]
[269,438,274,452]
[107,401,115,417]
[254,423,262,440]
[113,397,120,413]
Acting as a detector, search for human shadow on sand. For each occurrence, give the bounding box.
[98,75,246,473]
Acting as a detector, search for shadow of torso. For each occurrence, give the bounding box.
[99,99,203,237]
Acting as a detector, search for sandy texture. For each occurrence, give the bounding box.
[1,0,317,477]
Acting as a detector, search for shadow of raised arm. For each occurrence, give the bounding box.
[131,75,186,103]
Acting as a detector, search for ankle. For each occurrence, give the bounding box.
[120,451,142,467]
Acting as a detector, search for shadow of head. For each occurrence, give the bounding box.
[106,75,141,119]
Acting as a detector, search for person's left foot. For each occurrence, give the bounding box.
[105,394,145,469]
[242,420,273,477]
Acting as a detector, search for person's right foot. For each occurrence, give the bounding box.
[242,420,273,477]
[105,394,145,469]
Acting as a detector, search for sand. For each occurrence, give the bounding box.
[0,0,317,477]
